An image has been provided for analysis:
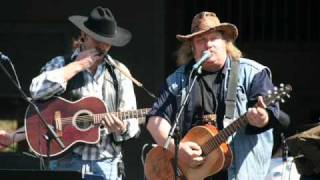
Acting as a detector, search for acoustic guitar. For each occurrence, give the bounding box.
[144,84,292,180]
[24,96,149,157]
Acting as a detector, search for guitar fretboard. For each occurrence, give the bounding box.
[200,84,292,155]
[93,108,151,124]
[201,115,248,155]
[111,108,151,120]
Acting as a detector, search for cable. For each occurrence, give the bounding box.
[12,130,22,152]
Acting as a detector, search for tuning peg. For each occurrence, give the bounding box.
[279,84,284,91]
[285,84,292,92]
[286,94,291,98]
[273,87,278,93]
[281,98,286,103]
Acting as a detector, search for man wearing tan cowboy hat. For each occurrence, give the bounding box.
[0,6,139,180]
[146,11,279,180]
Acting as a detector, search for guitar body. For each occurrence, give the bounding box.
[25,97,106,157]
[144,124,233,180]
[144,84,293,179]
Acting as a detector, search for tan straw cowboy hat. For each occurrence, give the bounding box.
[176,11,238,41]
[69,6,131,47]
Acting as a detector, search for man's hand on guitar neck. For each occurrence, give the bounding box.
[103,113,128,135]
[178,141,206,168]
[246,96,269,128]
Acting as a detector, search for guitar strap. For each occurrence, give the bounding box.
[103,57,122,156]
[63,54,122,155]
[104,58,126,178]
[104,58,120,111]
[224,58,239,122]
[63,54,120,108]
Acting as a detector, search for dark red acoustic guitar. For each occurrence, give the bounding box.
[144,84,292,180]
[25,96,149,157]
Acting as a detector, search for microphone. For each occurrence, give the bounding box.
[0,52,10,61]
[192,50,212,70]
[0,52,22,88]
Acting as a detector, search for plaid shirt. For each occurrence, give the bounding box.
[29,49,140,160]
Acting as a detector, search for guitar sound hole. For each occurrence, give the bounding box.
[75,113,94,130]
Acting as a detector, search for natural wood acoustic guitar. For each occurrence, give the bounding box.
[25,96,149,157]
[144,84,292,180]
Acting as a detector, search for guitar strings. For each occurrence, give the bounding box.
[57,108,150,125]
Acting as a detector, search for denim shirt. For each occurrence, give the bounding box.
[163,57,279,180]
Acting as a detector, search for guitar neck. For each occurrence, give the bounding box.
[94,108,151,123]
[111,108,151,120]
[201,114,248,155]
[209,91,281,147]
[217,115,248,144]
[201,83,292,155]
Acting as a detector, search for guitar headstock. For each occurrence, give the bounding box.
[264,83,292,106]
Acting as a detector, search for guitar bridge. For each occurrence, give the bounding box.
[54,111,62,137]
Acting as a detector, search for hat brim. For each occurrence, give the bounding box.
[176,23,238,42]
[69,16,132,47]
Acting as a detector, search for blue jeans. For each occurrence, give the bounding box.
[49,153,122,180]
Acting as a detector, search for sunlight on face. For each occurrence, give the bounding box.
[192,31,228,71]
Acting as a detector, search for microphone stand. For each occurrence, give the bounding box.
[103,55,157,100]
[281,133,288,162]
[163,66,202,180]
[0,56,65,170]
[281,132,290,180]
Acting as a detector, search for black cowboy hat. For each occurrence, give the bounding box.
[69,6,131,47]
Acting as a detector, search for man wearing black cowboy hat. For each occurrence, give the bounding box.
[0,6,139,180]
[145,11,279,179]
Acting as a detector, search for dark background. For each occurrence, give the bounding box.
[0,0,319,179]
